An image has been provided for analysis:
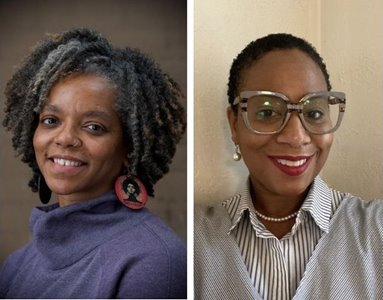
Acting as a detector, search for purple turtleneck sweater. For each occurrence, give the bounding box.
[0,191,187,299]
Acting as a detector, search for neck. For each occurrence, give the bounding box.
[250,185,306,217]
[249,179,309,239]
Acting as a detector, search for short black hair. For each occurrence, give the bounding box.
[3,28,186,197]
[227,33,331,109]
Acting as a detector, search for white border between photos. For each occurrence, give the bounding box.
[187,0,194,299]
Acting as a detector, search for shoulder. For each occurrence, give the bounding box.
[336,196,383,218]
[195,192,241,221]
[296,196,383,298]
[331,195,383,234]
[106,208,186,260]
[99,209,186,299]
[195,200,232,231]
[139,209,186,251]
[195,197,238,249]
[0,243,34,295]
[1,242,31,266]
[195,200,224,221]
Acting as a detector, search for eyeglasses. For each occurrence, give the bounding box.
[233,91,346,135]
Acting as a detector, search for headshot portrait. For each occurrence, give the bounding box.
[0,0,186,299]
[195,0,383,299]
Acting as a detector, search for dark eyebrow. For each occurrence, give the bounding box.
[41,104,113,122]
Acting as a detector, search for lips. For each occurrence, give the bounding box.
[47,155,87,174]
[276,158,307,167]
[52,158,85,167]
[269,155,313,176]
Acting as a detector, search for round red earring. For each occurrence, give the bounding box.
[115,176,148,209]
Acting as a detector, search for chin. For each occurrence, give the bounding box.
[278,178,314,197]
[47,183,80,197]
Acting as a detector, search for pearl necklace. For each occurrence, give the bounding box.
[255,210,299,222]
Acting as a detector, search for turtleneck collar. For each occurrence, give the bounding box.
[29,190,148,270]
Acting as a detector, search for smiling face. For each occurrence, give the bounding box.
[228,49,333,199]
[33,73,127,206]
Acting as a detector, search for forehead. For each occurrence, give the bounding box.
[46,73,118,113]
[239,49,327,95]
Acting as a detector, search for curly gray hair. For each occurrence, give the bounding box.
[3,28,186,197]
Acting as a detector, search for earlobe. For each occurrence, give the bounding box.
[227,106,239,144]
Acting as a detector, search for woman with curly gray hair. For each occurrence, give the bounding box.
[0,28,186,299]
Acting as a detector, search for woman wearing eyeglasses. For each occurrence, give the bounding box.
[195,33,383,300]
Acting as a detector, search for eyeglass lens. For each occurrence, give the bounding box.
[246,94,342,134]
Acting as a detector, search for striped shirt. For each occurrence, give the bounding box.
[222,177,346,300]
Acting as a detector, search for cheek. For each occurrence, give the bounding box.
[32,129,48,170]
[89,138,126,165]
[33,129,46,156]
[316,134,333,153]
[314,134,333,166]
[238,131,273,152]
[238,134,274,172]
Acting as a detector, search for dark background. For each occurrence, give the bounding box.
[0,0,187,264]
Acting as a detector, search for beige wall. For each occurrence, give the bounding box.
[0,0,186,263]
[320,1,383,199]
[195,0,383,203]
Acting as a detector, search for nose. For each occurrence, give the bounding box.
[54,123,82,148]
[276,113,311,147]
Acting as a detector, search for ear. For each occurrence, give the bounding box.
[227,106,239,144]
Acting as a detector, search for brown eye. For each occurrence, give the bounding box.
[255,109,278,120]
[41,117,57,126]
[85,123,106,134]
[305,110,324,121]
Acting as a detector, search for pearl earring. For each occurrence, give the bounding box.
[233,144,241,161]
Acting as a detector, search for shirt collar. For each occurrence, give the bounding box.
[300,176,334,233]
[223,176,335,235]
[222,179,252,233]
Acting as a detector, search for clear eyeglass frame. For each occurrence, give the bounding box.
[233,90,346,135]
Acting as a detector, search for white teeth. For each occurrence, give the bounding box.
[277,159,307,167]
[53,158,82,167]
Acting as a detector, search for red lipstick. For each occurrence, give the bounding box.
[269,155,313,176]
